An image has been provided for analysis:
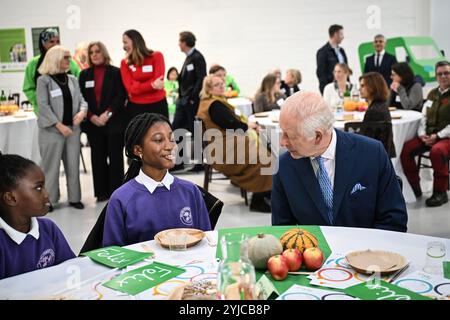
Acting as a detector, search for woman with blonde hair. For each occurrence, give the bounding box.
[253,73,286,113]
[322,63,353,109]
[280,69,302,97]
[79,41,127,202]
[197,75,273,212]
[36,45,87,210]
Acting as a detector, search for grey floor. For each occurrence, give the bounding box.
[48,145,450,255]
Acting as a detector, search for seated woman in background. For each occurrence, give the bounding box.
[79,41,127,202]
[36,46,87,210]
[0,153,75,280]
[164,67,179,117]
[209,64,240,97]
[280,69,302,97]
[102,113,211,247]
[197,75,273,212]
[323,63,353,110]
[253,73,286,113]
[359,72,396,158]
[389,62,423,112]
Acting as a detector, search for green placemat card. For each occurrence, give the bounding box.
[216,225,333,295]
[444,261,450,280]
[344,280,432,300]
[81,246,153,269]
[103,261,185,295]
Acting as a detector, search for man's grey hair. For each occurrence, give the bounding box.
[282,92,335,138]
[374,34,385,40]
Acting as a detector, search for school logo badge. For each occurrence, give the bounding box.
[37,249,55,269]
[179,207,193,226]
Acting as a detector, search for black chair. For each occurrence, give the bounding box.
[195,116,249,205]
[78,185,224,255]
[417,152,450,190]
[344,121,396,158]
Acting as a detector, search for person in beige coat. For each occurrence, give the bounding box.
[36,46,87,210]
[197,75,274,212]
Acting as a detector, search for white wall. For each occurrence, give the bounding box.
[0,0,435,100]
[431,0,450,58]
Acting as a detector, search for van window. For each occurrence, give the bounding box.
[410,45,440,60]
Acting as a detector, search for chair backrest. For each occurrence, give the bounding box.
[196,185,224,230]
[344,121,396,158]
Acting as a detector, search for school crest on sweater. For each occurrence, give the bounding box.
[179,207,193,226]
[37,249,55,269]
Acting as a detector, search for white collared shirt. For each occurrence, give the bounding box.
[0,217,40,245]
[310,129,337,189]
[135,170,174,194]
[186,47,195,57]
[374,50,385,67]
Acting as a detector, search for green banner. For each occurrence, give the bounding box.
[0,28,27,72]
[81,246,152,269]
[103,262,185,295]
[216,225,332,294]
[344,280,432,300]
[444,262,450,280]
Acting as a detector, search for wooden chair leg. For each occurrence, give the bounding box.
[241,188,248,206]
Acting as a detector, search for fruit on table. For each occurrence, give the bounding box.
[248,233,283,269]
[0,104,19,114]
[281,248,303,271]
[267,255,289,281]
[303,247,324,271]
[280,228,318,253]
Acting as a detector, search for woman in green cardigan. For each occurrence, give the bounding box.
[22,28,80,115]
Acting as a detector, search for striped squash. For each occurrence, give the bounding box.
[279,228,319,252]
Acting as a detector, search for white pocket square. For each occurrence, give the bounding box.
[351,183,367,195]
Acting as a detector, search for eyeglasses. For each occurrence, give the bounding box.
[436,71,450,77]
[213,82,225,88]
[63,55,71,60]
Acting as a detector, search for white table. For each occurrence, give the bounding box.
[228,97,253,118]
[249,110,424,203]
[0,112,40,163]
[0,227,448,300]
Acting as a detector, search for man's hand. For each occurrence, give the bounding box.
[423,134,439,146]
[55,122,73,137]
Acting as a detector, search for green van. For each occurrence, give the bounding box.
[358,36,446,83]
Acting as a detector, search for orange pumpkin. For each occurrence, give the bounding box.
[279,228,319,252]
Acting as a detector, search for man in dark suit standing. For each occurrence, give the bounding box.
[364,34,397,86]
[272,91,407,232]
[172,31,207,171]
[316,25,348,94]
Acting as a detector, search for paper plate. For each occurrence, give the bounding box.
[253,112,271,118]
[345,250,408,276]
[154,228,205,249]
[389,107,397,111]
[391,115,402,119]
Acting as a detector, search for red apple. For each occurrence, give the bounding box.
[282,248,303,271]
[302,247,324,271]
[267,255,289,281]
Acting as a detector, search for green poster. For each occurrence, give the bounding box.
[0,28,27,72]
[344,280,432,300]
[81,246,153,269]
[103,262,185,295]
[444,262,450,280]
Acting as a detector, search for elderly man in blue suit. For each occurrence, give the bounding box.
[272,91,407,232]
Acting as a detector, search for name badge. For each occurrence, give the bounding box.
[424,100,433,109]
[85,80,95,88]
[50,89,63,98]
[395,95,401,102]
[186,64,194,72]
[276,98,285,107]
[142,65,153,73]
[234,108,242,117]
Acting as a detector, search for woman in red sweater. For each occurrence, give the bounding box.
[121,29,168,122]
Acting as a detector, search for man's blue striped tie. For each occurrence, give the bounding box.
[315,156,334,225]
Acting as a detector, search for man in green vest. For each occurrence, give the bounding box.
[401,60,450,207]
[22,28,80,115]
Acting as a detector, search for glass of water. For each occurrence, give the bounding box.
[423,241,446,275]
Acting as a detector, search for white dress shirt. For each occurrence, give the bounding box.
[135,170,174,194]
[310,129,337,189]
[0,217,40,245]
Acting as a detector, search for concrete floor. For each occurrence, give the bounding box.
[47,146,450,254]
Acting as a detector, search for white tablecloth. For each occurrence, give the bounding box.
[0,226,448,300]
[228,97,253,118]
[249,110,423,203]
[0,112,40,163]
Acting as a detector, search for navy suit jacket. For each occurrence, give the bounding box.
[364,53,397,86]
[272,130,407,232]
[316,42,348,94]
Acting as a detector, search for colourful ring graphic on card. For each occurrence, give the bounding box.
[434,283,450,297]
[322,293,359,300]
[317,268,353,282]
[335,257,352,269]
[175,265,205,280]
[394,279,433,294]
[281,292,320,300]
[191,272,218,282]
[153,280,186,296]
